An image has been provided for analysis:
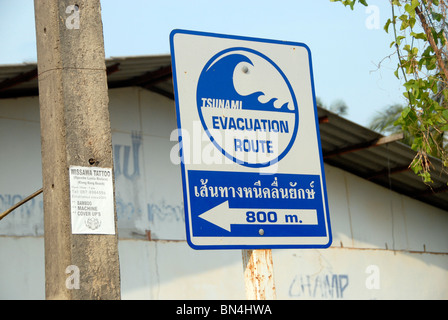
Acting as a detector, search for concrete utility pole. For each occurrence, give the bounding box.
[34,0,121,299]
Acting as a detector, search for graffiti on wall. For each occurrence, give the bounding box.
[0,193,44,236]
[113,131,184,237]
[114,131,142,181]
[147,201,184,223]
[288,273,349,299]
[0,132,149,236]
[0,131,184,238]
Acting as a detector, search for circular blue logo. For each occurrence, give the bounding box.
[196,47,299,168]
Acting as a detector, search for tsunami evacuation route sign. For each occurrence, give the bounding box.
[170,29,332,249]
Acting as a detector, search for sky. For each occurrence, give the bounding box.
[0,0,406,127]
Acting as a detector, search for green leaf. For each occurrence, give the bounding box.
[442,109,448,121]
[402,106,411,118]
[384,18,392,33]
[396,35,405,45]
[404,80,415,91]
[358,0,368,6]
[404,0,420,18]
[399,14,410,30]
[410,31,426,41]
[419,171,433,184]
[404,4,414,18]
[431,80,438,94]
[431,12,443,22]
[413,165,422,174]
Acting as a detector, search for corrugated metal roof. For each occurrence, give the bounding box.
[0,55,173,98]
[317,107,448,210]
[106,55,171,86]
[1,55,447,211]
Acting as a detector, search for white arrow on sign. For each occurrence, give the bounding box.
[198,201,318,232]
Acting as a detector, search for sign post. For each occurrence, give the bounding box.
[170,30,331,298]
[242,249,276,300]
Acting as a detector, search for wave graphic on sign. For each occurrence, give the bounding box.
[196,52,295,114]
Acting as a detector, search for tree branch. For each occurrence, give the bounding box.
[415,5,448,81]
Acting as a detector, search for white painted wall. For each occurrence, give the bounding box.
[0,87,447,299]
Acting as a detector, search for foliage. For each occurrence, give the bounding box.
[369,103,447,158]
[369,103,407,134]
[331,0,448,184]
[317,97,349,116]
[369,103,433,150]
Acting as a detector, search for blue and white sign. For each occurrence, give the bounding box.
[170,30,332,249]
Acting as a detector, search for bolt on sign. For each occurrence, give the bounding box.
[170,30,332,249]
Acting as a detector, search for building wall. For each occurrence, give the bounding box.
[0,87,447,299]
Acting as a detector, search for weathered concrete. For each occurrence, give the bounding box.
[34,0,120,299]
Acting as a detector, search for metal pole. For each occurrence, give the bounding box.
[242,249,276,300]
[34,0,121,299]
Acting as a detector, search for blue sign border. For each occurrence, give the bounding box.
[170,29,332,250]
